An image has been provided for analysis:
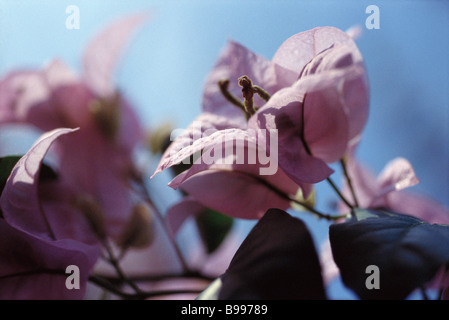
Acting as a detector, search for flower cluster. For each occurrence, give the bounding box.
[0,13,448,300]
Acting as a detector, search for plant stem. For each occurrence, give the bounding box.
[340,158,359,207]
[132,177,190,273]
[218,79,250,120]
[103,240,143,295]
[420,287,429,300]
[326,177,354,210]
[89,275,207,300]
[289,196,347,221]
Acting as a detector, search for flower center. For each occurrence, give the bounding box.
[89,92,121,141]
[218,75,271,120]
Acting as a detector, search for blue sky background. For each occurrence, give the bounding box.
[0,0,448,299]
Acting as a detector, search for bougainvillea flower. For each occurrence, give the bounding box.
[161,125,309,219]
[250,36,368,185]
[0,128,100,299]
[342,156,449,224]
[153,27,368,213]
[0,13,148,238]
[320,156,449,293]
[170,163,303,220]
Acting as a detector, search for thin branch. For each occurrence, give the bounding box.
[326,177,354,210]
[131,178,190,273]
[289,196,348,221]
[340,158,359,207]
[102,240,143,295]
[88,275,207,300]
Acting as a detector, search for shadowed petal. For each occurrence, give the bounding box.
[0,219,99,299]
[176,170,293,220]
[1,128,79,237]
[166,196,206,235]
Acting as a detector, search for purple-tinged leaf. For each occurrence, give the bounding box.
[199,209,326,299]
[330,208,449,299]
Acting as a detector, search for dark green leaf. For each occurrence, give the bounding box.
[195,208,234,254]
[198,208,326,300]
[38,161,58,182]
[0,156,22,198]
[330,208,449,299]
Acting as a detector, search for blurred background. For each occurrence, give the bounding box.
[0,0,447,299]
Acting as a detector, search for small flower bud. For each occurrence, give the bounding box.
[118,203,155,250]
[89,93,120,141]
[73,194,107,240]
[291,188,316,212]
[147,122,174,155]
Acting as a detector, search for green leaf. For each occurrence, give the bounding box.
[0,156,22,197]
[197,208,326,300]
[195,278,222,300]
[38,161,58,182]
[195,208,234,254]
[330,208,449,299]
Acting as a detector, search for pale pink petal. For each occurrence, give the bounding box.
[272,26,360,76]
[44,82,95,130]
[298,64,368,155]
[299,44,356,78]
[44,59,78,87]
[368,157,420,207]
[278,134,333,185]
[152,126,253,179]
[250,85,334,184]
[167,133,303,198]
[1,128,79,237]
[166,196,206,235]
[386,191,449,225]
[340,68,370,145]
[152,112,246,180]
[297,43,369,145]
[0,70,52,125]
[171,159,302,199]
[376,157,420,195]
[345,25,363,40]
[177,170,292,220]
[83,12,150,97]
[302,79,350,163]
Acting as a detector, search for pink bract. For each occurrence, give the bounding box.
[153,26,368,221]
[0,128,100,299]
[0,13,148,238]
[342,155,449,225]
